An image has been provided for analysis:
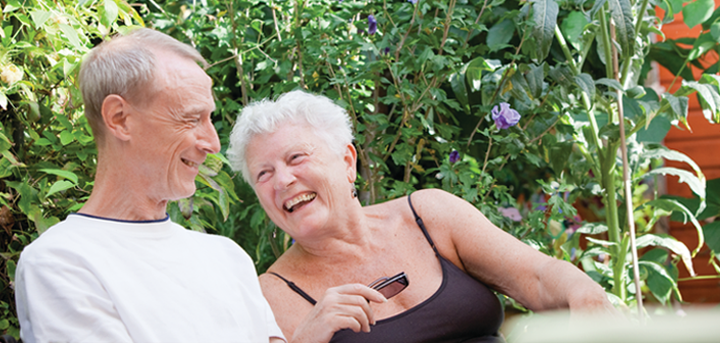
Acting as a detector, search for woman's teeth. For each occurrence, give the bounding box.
[285,193,317,212]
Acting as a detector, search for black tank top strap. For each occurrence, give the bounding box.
[407,192,440,256]
[268,272,317,305]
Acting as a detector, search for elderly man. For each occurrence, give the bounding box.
[14,28,285,343]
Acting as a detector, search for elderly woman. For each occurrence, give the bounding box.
[228,90,615,343]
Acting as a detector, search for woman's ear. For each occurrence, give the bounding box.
[101,94,132,141]
[343,143,358,183]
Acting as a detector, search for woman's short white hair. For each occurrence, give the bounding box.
[79,28,207,141]
[228,90,354,184]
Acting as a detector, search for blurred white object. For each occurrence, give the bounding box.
[507,308,720,343]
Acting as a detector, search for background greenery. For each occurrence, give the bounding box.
[1,0,720,338]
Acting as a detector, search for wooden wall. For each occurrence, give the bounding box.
[658,5,720,303]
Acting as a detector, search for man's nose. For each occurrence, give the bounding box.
[198,118,221,154]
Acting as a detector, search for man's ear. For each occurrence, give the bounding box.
[101,94,132,141]
[344,143,358,183]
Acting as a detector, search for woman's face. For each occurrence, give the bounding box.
[245,122,356,239]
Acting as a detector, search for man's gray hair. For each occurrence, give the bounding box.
[78,28,208,140]
[228,90,354,184]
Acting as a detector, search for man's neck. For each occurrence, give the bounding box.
[79,155,169,221]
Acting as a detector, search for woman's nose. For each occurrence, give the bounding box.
[273,165,296,191]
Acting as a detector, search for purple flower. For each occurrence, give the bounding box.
[498,207,522,221]
[449,150,460,163]
[382,47,391,55]
[408,0,418,3]
[491,102,521,129]
[368,15,377,35]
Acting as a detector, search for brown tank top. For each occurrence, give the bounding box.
[270,194,505,343]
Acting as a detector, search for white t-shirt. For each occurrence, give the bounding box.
[15,213,285,343]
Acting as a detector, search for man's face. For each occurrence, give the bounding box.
[127,51,220,203]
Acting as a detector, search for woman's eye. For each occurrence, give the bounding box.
[290,153,305,162]
[257,171,269,182]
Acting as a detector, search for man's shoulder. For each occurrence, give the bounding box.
[18,215,103,263]
[179,228,252,259]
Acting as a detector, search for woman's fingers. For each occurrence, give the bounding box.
[291,283,389,343]
[319,284,385,327]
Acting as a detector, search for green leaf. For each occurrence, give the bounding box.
[103,0,119,27]
[548,65,574,87]
[0,158,12,178]
[683,0,714,29]
[701,6,720,31]
[560,11,588,51]
[6,181,38,215]
[642,146,703,181]
[487,19,515,52]
[510,69,532,100]
[0,131,11,153]
[59,24,83,50]
[547,141,573,175]
[636,234,694,279]
[60,130,74,145]
[576,222,608,235]
[647,167,705,208]
[530,0,559,61]
[643,199,704,259]
[465,57,495,92]
[636,115,671,143]
[648,43,696,81]
[588,0,607,19]
[687,33,717,61]
[703,221,720,255]
[30,10,52,28]
[527,63,545,99]
[710,22,720,43]
[683,81,720,123]
[574,73,595,100]
[450,72,469,110]
[3,0,21,12]
[595,78,623,91]
[661,93,689,126]
[607,0,635,57]
[39,168,79,184]
[0,92,7,111]
[6,259,16,283]
[218,189,229,221]
[638,260,677,304]
[641,248,669,265]
[46,180,75,197]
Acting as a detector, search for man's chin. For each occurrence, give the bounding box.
[170,185,197,202]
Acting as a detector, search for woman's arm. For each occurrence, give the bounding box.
[412,189,616,314]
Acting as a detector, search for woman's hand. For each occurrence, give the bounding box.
[290,284,387,343]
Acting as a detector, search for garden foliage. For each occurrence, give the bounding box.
[1,0,720,337]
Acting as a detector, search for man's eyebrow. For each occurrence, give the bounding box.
[183,105,215,115]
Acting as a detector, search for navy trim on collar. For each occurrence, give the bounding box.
[70,212,170,224]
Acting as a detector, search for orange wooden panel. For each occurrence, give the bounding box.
[649,3,720,304]
[665,113,720,142]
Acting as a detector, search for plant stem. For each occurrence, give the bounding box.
[553,26,603,172]
[678,275,720,282]
[612,15,644,317]
[481,136,493,176]
[598,7,615,80]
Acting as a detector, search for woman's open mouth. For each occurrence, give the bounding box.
[284,193,317,213]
